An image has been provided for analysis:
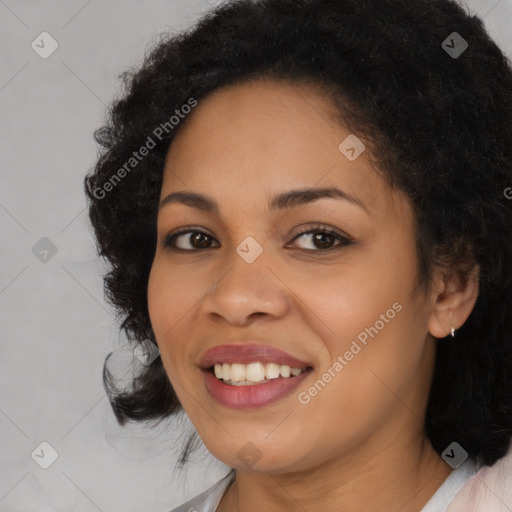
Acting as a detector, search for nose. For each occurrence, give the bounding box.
[200,249,290,327]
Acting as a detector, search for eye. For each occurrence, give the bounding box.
[289,224,354,252]
[163,227,219,251]
[162,223,354,252]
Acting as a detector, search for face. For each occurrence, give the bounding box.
[147,79,438,473]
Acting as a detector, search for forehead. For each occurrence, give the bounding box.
[161,79,408,221]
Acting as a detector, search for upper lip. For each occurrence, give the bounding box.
[199,344,313,370]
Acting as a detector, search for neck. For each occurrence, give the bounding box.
[217,434,452,512]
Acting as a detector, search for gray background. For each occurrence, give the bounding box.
[1,0,511,510]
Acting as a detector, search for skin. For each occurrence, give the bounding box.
[147,79,479,511]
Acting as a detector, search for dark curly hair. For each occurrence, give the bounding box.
[85,0,512,469]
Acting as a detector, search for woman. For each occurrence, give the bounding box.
[84,0,512,510]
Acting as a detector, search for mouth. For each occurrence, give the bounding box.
[199,343,313,371]
[205,362,313,386]
[201,364,313,409]
[198,343,314,408]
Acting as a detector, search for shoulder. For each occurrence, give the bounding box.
[168,470,236,512]
[448,442,512,512]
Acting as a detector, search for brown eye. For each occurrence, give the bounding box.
[164,229,219,250]
[290,225,353,252]
[163,224,353,253]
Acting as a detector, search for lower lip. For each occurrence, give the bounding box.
[202,368,313,409]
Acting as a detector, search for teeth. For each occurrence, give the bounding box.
[214,364,223,379]
[212,362,307,384]
[246,362,265,382]
[266,363,280,379]
[222,363,230,381]
[280,364,291,378]
[230,363,246,382]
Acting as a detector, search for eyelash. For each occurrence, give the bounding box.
[162,223,354,253]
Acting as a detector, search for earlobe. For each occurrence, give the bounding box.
[427,264,479,339]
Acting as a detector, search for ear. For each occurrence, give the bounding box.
[427,264,480,338]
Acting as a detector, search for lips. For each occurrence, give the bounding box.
[203,367,313,409]
[199,343,313,370]
[198,343,314,408]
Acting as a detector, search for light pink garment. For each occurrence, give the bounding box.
[448,443,512,512]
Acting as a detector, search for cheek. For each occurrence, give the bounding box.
[147,259,172,333]
[147,255,220,377]
[147,258,195,359]
[305,273,430,437]
[297,258,407,344]
[298,235,423,382]
[148,256,200,325]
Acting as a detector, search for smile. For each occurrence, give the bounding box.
[199,343,314,408]
[202,367,313,408]
[211,362,308,385]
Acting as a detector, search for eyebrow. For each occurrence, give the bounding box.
[159,186,369,215]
